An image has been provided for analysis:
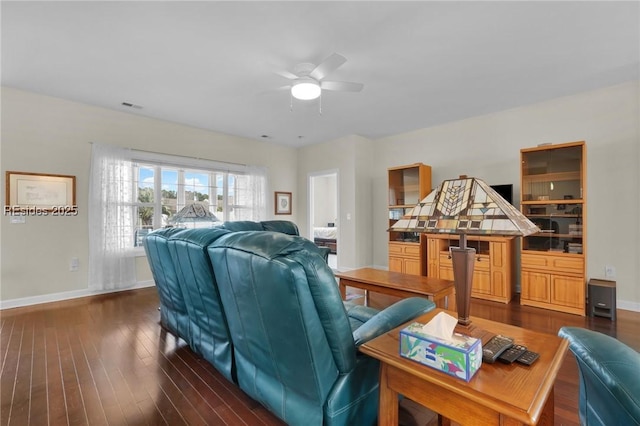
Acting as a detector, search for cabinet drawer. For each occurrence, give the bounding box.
[551,257,584,274]
[389,242,421,258]
[439,253,452,269]
[439,253,489,271]
[521,253,584,274]
[474,255,490,271]
[521,254,548,269]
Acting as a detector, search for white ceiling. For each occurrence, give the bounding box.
[2,1,638,148]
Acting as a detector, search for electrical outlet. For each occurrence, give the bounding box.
[70,257,79,272]
[605,265,616,278]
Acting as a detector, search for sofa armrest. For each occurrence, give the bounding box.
[316,246,331,262]
[352,297,435,347]
[558,326,640,423]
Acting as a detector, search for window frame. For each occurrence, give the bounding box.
[129,151,266,254]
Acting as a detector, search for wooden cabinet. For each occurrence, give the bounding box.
[388,163,432,276]
[520,141,586,315]
[426,235,515,303]
[389,240,424,275]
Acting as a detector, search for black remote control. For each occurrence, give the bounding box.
[516,350,540,366]
[498,345,527,364]
[482,335,514,364]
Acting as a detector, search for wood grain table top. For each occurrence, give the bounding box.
[335,267,454,298]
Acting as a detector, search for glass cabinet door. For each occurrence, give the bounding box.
[521,144,583,202]
[521,204,583,253]
[521,143,584,255]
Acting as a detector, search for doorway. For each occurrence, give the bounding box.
[309,170,339,270]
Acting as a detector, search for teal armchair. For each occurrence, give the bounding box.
[558,327,640,426]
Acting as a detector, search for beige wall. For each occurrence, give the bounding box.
[3,81,639,310]
[297,134,373,271]
[372,81,640,309]
[1,87,297,303]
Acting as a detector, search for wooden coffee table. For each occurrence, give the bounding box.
[335,267,455,309]
[359,308,569,425]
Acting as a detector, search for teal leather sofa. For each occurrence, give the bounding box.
[208,231,435,426]
[168,227,236,383]
[219,220,331,261]
[143,227,191,341]
[559,327,640,425]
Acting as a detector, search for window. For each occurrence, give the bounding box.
[89,143,267,292]
[133,163,255,244]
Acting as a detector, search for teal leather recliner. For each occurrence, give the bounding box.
[143,227,191,341]
[208,231,435,426]
[558,327,640,426]
[168,227,236,383]
[220,220,331,261]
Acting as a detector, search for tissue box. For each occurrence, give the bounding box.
[399,322,482,382]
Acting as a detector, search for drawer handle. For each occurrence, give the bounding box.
[447,255,452,259]
[476,257,482,262]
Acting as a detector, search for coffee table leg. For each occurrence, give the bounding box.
[364,290,369,306]
[378,364,399,425]
[339,280,346,300]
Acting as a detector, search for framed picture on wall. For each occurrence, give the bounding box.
[274,191,292,215]
[5,171,76,213]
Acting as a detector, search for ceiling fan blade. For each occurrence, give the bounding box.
[257,85,291,97]
[309,53,347,80]
[321,80,364,92]
[275,70,298,80]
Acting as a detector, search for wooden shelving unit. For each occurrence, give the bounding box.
[388,163,432,276]
[520,141,586,315]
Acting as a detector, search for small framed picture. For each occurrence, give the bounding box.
[274,191,292,215]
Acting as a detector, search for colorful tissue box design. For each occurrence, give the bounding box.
[399,322,482,382]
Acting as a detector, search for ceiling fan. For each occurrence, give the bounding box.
[276,53,364,101]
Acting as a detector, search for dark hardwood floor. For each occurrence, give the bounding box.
[1,287,638,426]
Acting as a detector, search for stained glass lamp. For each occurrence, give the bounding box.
[169,203,220,227]
[390,176,539,327]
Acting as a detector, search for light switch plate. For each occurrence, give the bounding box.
[10,215,26,224]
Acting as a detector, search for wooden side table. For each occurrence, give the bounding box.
[359,309,569,425]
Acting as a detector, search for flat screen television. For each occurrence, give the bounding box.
[490,184,513,205]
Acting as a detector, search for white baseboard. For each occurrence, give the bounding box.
[0,280,156,311]
[3,279,638,314]
[617,300,640,313]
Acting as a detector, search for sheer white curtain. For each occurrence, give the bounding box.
[234,166,267,221]
[88,143,137,291]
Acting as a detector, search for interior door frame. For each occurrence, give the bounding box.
[308,169,339,267]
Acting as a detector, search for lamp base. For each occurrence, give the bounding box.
[451,245,476,327]
[454,322,478,336]
[454,323,494,344]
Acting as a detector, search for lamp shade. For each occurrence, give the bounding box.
[169,203,220,225]
[390,176,539,327]
[391,176,539,237]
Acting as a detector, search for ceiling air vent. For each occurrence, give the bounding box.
[121,102,143,109]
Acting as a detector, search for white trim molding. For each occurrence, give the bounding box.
[0,280,155,311]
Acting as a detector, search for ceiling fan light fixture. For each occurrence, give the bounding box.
[291,78,321,100]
